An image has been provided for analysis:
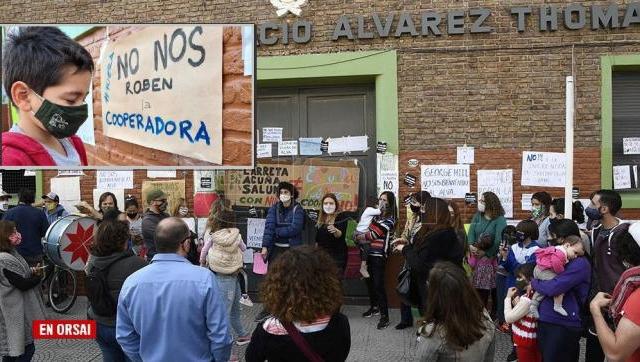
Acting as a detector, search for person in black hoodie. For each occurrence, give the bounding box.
[86,217,147,362]
[394,197,464,314]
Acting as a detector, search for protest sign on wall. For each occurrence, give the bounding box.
[377,153,398,200]
[224,160,359,211]
[141,179,185,215]
[194,170,216,193]
[623,138,640,155]
[101,26,223,164]
[613,165,632,189]
[147,170,176,178]
[457,146,474,164]
[521,151,566,187]
[420,164,470,199]
[97,170,133,190]
[51,177,81,213]
[477,169,513,218]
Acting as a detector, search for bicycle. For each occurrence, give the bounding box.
[41,254,78,314]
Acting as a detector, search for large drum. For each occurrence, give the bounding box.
[43,215,97,271]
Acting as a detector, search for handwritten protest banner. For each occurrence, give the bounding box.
[141,179,185,215]
[420,164,470,199]
[224,160,359,211]
[101,26,223,164]
[246,218,266,248]
[377,153,398,201]
[623,138,640,155]
[613,165,632,189]
[96,170,133,190]
[477,169,513,218]
[521,152,566,187]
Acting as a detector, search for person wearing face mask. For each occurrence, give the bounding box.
[503,263,541,362]
[141,189,170,261]
[355,191,398,330]
[0,220,46,362]
[590,223,640,362]
[314,193,349,277]
[0,190,12,219]
[260,182,306,264]
[391,191,431,329]
[584,189,630,362]
[2,188,49,268]
[2,27,93,166]
[41,192,68,225]
[530,192,552,247]
[124,196,145,257]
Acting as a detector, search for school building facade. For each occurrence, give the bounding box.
[2,0,640,303]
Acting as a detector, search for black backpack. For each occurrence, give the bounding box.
[87,254,130,317]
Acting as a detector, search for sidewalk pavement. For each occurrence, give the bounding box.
[35,297,584,361]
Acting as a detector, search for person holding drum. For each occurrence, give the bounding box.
[0,220,46,361]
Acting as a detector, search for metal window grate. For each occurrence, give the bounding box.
[0,170,36,194]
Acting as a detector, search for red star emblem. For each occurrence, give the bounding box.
[62,223,94,265]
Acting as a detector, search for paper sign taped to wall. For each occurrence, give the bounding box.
[257,144,272,158]
[477,169,513,218]
[278,140,298,156]
[521,193,533,211]
[263,128,283,142]
[299,138,323,156]
[147,170,176,178]
[101,25,224,164]
[327,136,368,153]
[613,165,632,189]
[420,164,470,199]
[623,138,640,155]
[97,170,133,190]
[50,177,81,214]
[521,151,566,188]
[377,153,399,200]
[194,170,216,192]
[457,146,474,164]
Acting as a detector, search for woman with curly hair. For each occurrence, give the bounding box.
[416,261,495,361]
[467,191,507,316]
[246,246,351,362]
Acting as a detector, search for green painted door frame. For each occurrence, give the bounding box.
[601,55,640,208]
[257,50,399,154]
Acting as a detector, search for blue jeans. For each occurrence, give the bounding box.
[495,273,507,324]
[96,323,131,362]
[214,273,248,337]
[2,343,34,362]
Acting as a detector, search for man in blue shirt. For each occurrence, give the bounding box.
[116,217,233,362]
[2,188,49,266]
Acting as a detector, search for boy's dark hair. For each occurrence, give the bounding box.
[551,198,585,224]
[3,26,94,104]
[474,233,493,251]
[276,181,299,200]
[124,195,139,209]
[501,225,518,246]
[549,218,580,240]
[515,262,535,280]
[595,189,622,215]
[18,188,35,204]
[516,219,539,242]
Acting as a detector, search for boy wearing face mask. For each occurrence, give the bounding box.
[2,27,93,166]
[41,192,69,225]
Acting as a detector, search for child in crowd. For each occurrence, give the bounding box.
[468,233,498,310]
[504,263,541,362]
[354,199,381,278]
[2,26,93,166]
[238,268,253,307]
[530,235,585,318]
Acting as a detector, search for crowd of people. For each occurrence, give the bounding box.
[0,182,639,361]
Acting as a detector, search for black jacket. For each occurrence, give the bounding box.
[402,227,464,303]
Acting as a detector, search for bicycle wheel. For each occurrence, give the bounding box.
[48,268,78,314]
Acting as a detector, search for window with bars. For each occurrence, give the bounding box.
[612,71,640,190]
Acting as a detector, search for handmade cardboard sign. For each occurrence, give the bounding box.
[101,26,224,164]
[224,160,359,211]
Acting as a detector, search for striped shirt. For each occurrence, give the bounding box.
[505,292,538,348]
[362,216,395,257]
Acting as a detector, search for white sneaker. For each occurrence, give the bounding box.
[240,295,254,307]
[360,264,370,278]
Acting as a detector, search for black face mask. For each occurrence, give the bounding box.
[410,204,421,214]
[127,212,138,219]
[32,91,88,139]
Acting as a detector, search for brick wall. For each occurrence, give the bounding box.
[78,25,251,166]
